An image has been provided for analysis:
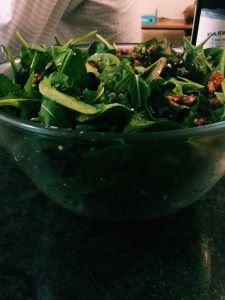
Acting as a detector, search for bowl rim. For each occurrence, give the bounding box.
[1,109,225,145]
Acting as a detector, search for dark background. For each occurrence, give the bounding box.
[1,142,225,300]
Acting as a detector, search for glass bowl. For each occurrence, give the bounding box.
[1,60,225,221]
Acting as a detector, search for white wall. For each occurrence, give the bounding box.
[139,0,194,19]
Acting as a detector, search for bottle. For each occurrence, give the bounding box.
[191,0,225,48]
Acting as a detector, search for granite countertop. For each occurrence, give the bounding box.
[1,142,225,300]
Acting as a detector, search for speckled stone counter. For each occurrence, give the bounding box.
[1,141,225,300]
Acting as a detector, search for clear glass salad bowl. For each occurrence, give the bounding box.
[1,37,225,222]
[1,100,225,221]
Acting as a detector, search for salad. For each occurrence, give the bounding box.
[0,30,225,133]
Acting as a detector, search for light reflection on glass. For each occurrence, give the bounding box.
[201,237,212,284]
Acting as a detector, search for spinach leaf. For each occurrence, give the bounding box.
[75,102,133,132]
[58,48,88,92]
[1,45,17,81]
[82,81,104,104]
[38,96,72,127]
[182,37,212,84]
[115,65,151,115]
[87,53,120,72]
[166,77,205,94]
[87,41,109,56]
[0,74,21,97]
[124,112,183,132]
[39,77,100,114]
[142,57,167,82]
[215,79,225,103]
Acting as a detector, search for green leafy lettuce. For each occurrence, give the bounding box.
[1,32,225,132]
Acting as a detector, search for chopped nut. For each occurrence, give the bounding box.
[166,93,196,105]
[207,70,224,93]
[209,97,220,105]
[194,118,207,126]
[33,73,41,84]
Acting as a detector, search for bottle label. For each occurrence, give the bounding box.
[196,8,225,48]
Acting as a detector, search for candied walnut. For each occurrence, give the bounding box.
[166,93,196,105]
[116,46,156,68]
[180,94,196,105]
[209,97,220,106]
[166,94,181,102]
[142,45,157,53]
[33,73,41,84]
[194,118,207,126]
[207,70,224,93]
